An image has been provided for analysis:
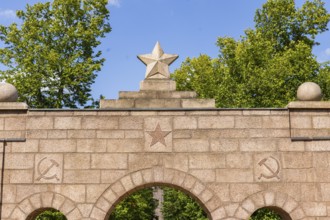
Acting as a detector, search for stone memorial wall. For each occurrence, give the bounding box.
[1,43,330,220]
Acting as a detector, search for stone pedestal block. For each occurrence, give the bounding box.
[140,79,176,91]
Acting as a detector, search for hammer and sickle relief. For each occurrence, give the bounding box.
[36,157,60,181]
[258,156,280,180]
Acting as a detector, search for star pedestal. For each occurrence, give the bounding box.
[100,42,215,109]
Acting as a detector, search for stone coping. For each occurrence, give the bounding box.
[287,101,330,109]
[28,107,288,111]
[0,102,28,110]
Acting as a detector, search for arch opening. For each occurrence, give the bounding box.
[106,183,210,220]
[26,208,67,220]
[249,206,292,220]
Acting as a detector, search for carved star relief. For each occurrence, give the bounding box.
[147,123,171,147]
[138,41,179,79]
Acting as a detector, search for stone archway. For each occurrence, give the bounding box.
[235,191,307,220]
[89,166,223,220]
[8,192,82,220]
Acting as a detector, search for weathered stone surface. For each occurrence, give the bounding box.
[140,79,176,91]
[0,83,18,102]
[4,75,330,220]
[297,82,322,101]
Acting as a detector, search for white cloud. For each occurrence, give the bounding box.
[108,0,121,7]
[325,48,330,56]
[0,9,16,19]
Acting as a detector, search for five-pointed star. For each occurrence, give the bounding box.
[138,41,179,79]
[147,123,171,147]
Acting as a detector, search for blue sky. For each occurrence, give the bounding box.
[0,0,330,101]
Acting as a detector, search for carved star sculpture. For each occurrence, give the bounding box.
[147,123,171,147]
[138,41,178,79]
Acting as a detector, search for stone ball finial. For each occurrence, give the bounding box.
[0,83,18,102]
[297,82,322,101]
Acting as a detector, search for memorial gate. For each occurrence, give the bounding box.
[1,43,330,219]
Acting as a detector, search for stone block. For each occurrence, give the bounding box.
[140,79,176,91]
[107,139,143,152]
[284,168,315,182]
[3,185,16,203]
[9,170,33,183]
[181,99,215,108]
[54,184,86,203]
[129,153,160,170]
[254,153,281,182]
[77,204,94,218]
[54,117,81,129]
[226,153,252,168]
[63,170,100,183]
[91,154,127,169]
[262,116,289,128]
[312,116,330,129]
[81,116,118,129]
[278,139,305,151]
[27,116,53,129]
[47,130,67,139]
[235,116,262,128]
[64,154,90,169]
[11,139,38,152]
[216,169,253,183]
[101,170,126,183]
[198,116,234,129]
[68,130,96,139]
[0,102,28,110]
[189,154,225,169]
[119,117,143,129]
[302,202,327,216]
[290,116,312,128]
[240,139,277,151]
[135,99,181,108]
[191,181,205,196]
[119,91,158,99]
[5,153,34,169]
[157,91,197,99]
[306,141,330,151]
[77,139,106,152]
[163,154,188,172]
[230,183,263,204]
[320,183,330,201]
[191,169,215,182]
[86,184,108,203]
[173,139,209,152]
[97,130,124,139]
[124,130,144,138]
[40,139,76,152]
[99,99,134,108]
[173,116,197,129]
[282,152,312,168]
[210,139,239,152]
[5,117,26,130]
[34,154,63,184]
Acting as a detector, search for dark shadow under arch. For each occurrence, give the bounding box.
[105,182,211,220]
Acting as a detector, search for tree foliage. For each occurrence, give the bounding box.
[35,210,67,220]
[109,187,207,220]
[249,208,282,220]
[109,188,157,220]
[0,0,111,108]
[162,187,208,220]
[173,0,330,108]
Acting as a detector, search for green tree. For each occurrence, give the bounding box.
[35,210,67,220]
[172,0,330,108]
[109,188,158,220]
[0,0,111,108]
[162,187,208,220]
